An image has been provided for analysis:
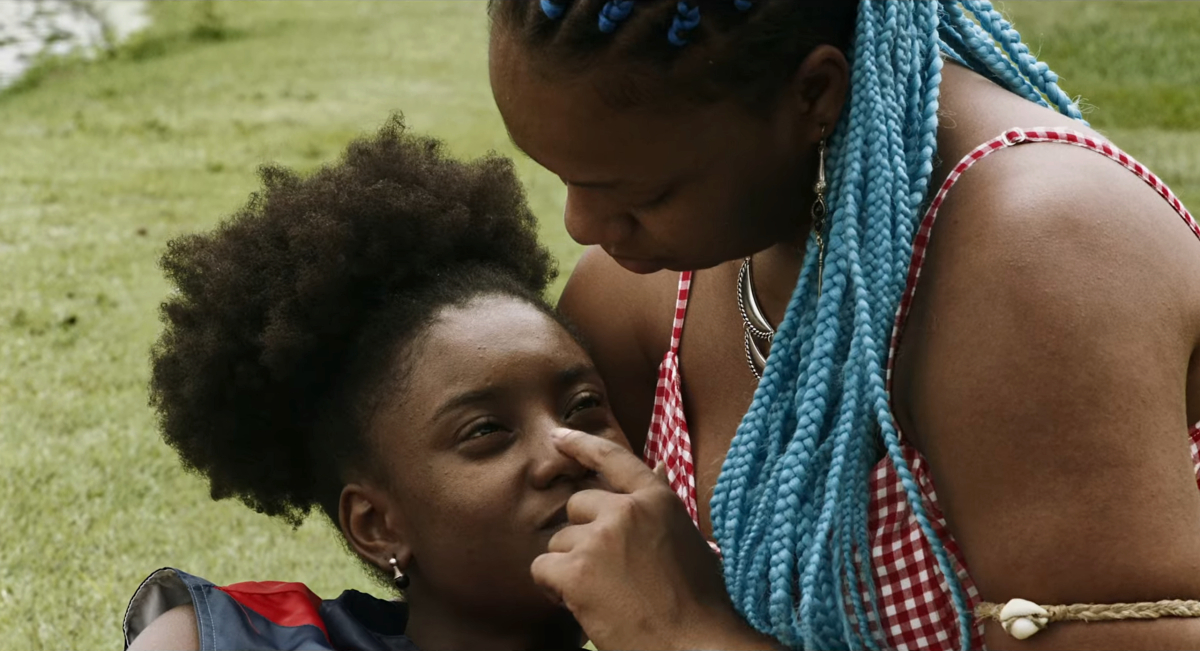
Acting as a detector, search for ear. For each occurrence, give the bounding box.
[784,44,851,142]
[339,482,413,574]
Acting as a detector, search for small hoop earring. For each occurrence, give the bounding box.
[812,127,829,297]
[389,556,410,590]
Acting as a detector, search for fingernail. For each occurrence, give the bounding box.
[550,429,568,441]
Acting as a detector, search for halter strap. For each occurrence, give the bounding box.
[667,271,693,356]
[886,127,1199,392]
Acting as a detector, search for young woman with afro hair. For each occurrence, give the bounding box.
[123,117,702,651]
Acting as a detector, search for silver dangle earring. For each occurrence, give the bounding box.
[389,556,409,590]
[812,128,828,297]
[734,127,831,380]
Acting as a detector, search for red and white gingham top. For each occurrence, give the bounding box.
[644,128,1200,650]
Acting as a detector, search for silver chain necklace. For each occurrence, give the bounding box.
[737,256,774,379]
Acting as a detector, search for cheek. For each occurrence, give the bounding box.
[655,144,807,264]
[650,176,797,266]
[405,465,542,581]
[744,172,808,231]
[410,467,520,544]
[724,150,810,246]
[403,464,558,614]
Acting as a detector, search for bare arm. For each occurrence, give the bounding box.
[558,246,677,453]
[899,143,1200,650]
[128,604,199,651]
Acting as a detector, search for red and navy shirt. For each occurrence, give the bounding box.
[124,568,419,651]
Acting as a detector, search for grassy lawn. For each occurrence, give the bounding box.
[0,2,1196,648]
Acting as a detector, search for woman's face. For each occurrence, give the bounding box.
[490,35,815,273]
[368,295,625,620]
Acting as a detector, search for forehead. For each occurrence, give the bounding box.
[428,294,581,360]
[489,32,738,181]
[404,295,590,405]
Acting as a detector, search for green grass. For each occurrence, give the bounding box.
[1001,1,1200,210]
[0,2,1196,648]
[0,4,569,649]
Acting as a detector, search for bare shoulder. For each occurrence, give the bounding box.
[558,245,680,365]
[934,130,1200,327]
[558,247,682,451]
[128,603,199,651]
[895,130,1200,640]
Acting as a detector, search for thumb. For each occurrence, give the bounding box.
[653,461,669,484]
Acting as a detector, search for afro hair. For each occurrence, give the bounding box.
[150,116,557,525]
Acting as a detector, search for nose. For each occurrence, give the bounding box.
[563,186,634,248]
[529,426,592,490]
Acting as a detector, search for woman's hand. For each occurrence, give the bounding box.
[531,430,780,651]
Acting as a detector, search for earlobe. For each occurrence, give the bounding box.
[339,483,413,574]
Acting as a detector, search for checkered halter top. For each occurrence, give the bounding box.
[644,128,1200,650]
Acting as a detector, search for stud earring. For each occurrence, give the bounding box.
[389,556,409,590]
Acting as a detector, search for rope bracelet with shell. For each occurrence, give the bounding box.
[977,597,1200,640]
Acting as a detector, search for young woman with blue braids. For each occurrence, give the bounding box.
[488,1,1200,649]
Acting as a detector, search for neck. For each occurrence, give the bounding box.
[746,63,1014,330]
[404,591,581,651]
[748,239,807,329]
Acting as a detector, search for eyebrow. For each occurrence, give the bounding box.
[431,388,500,423]
[429,364,601,423]
[556,363,600,387]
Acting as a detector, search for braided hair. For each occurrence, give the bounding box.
[490,2,1082,648]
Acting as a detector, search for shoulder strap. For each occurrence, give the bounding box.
[886,127,1199,391]
[667,271,693,356]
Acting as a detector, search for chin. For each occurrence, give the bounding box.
[663,253,742,273]
[610,255,667,275]
[684,256,739,272]
[610,252,735,275]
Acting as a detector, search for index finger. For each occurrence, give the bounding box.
[551,430,658,493]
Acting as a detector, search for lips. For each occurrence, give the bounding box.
[540,504,570,531]
[610,255,665,275]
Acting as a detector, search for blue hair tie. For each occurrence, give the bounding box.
[540,0,565,20]
[734,0,753,11]
[598,0,634,33]
[667,1,701,46]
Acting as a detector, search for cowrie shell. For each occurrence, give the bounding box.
[999,598,1050,640]
[1004,617,1044,640]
